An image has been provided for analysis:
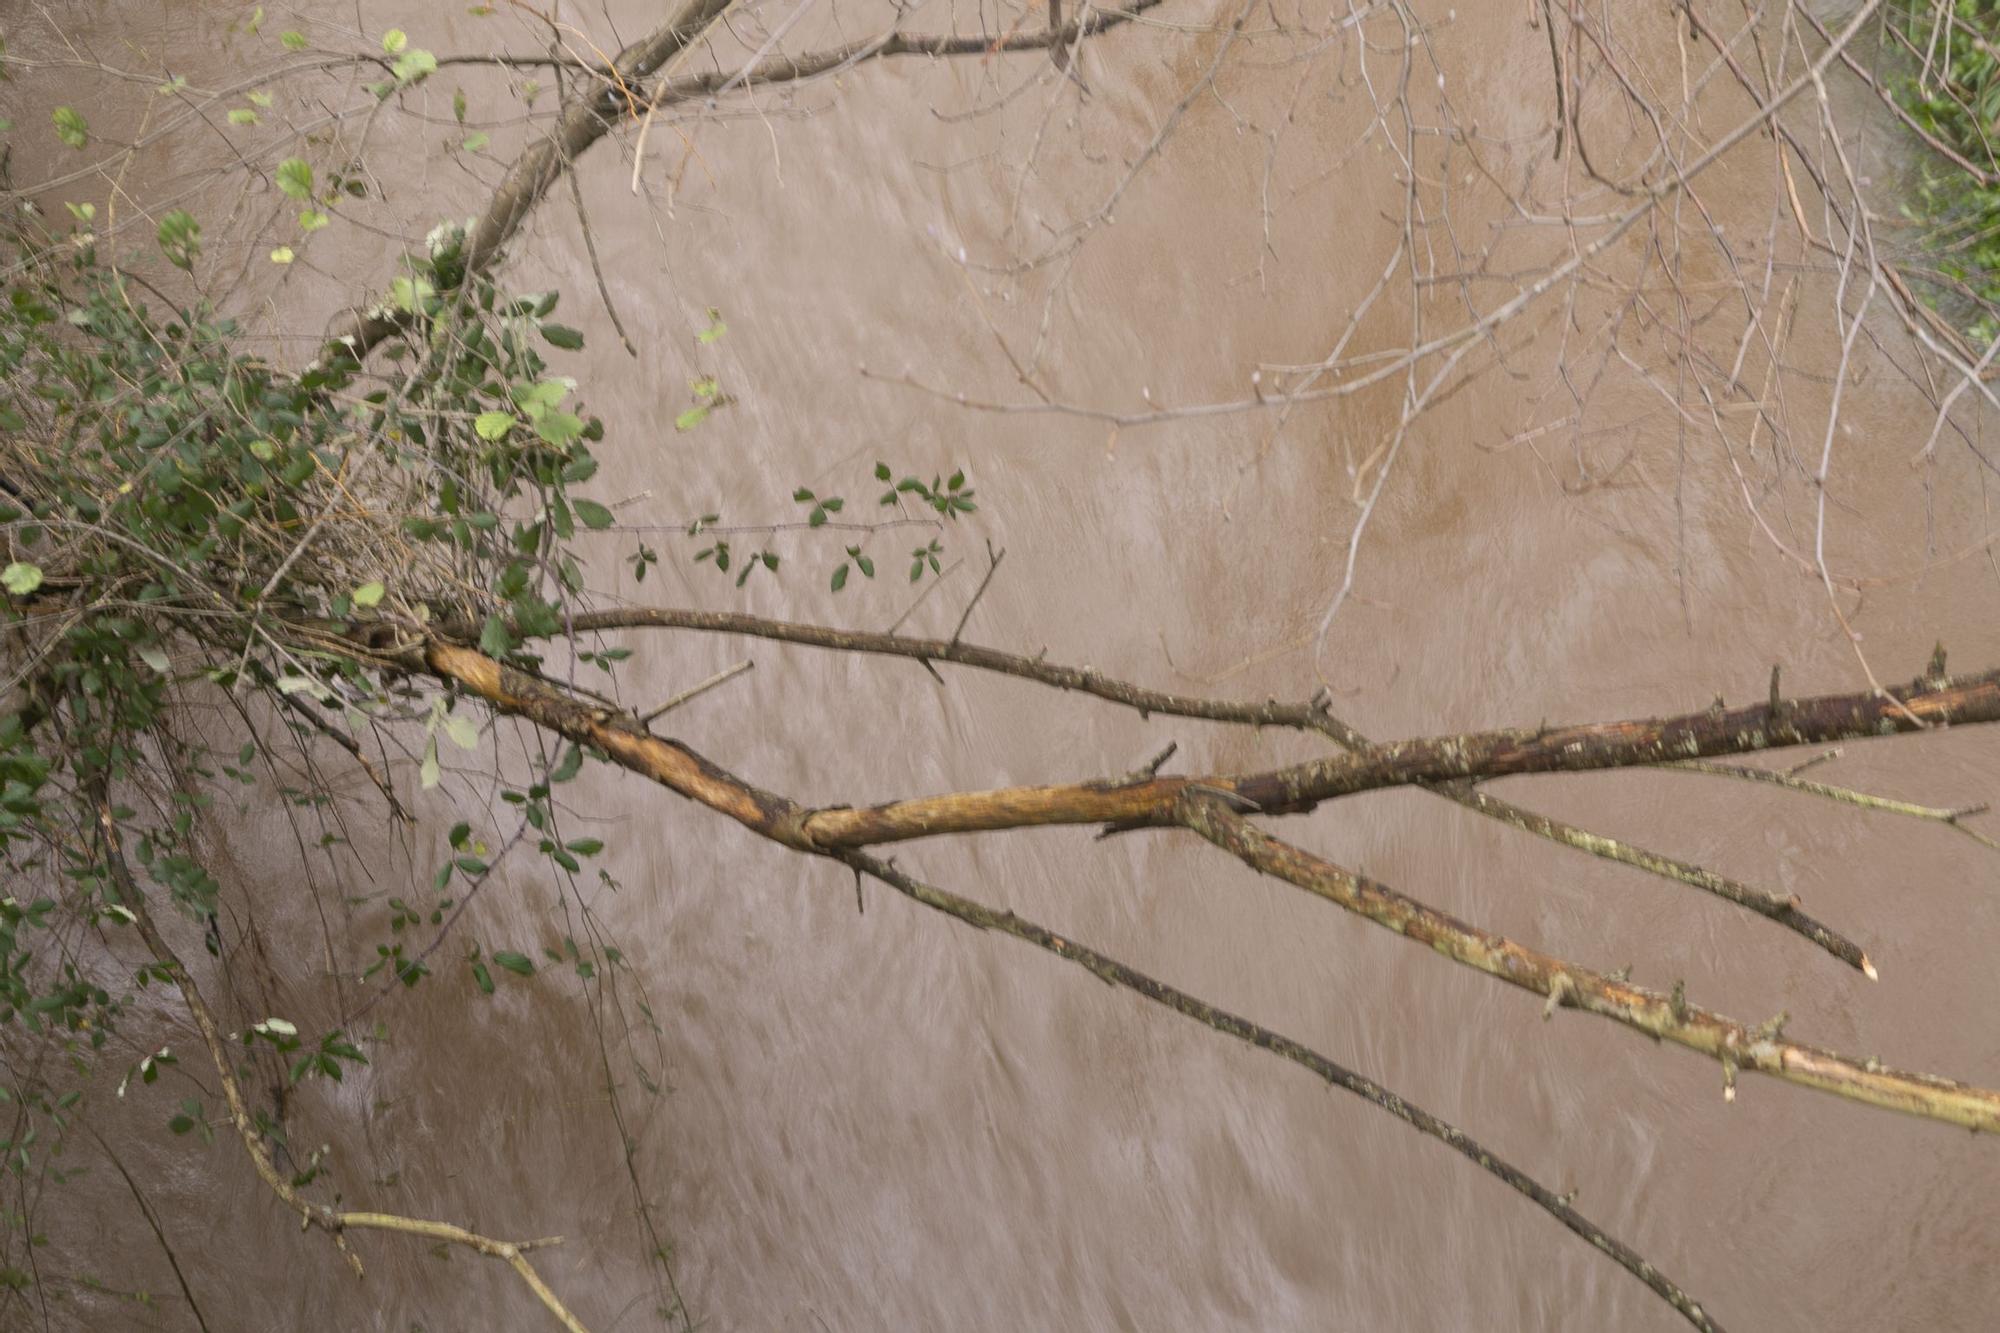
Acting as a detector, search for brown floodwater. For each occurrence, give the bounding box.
[4,1,2000,1329]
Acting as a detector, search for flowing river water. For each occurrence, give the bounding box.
[5,1,2000,1329]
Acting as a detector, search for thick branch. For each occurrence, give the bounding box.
[793,668,2000,847]
[532,608,1859,967]
[383,629,2000,1133]
[1177,795,2000,1131]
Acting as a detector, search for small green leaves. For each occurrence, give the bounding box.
[453,88,468,124]
[269,246,295,264]
[2,562,44,596]
[299,208,330,232]
[351,581,385,609]
[52,107,88,150]
[227,108,260,126]
[281,29,308,50]
[831,544,875,591]
[276,157,314,201]
[156,210,202,270]
[461,131,490,153]
[541,323,585,350]
[572,499,615,530]
[698,308,727,343]
[879,465,976,517]
[380,30,437,83]
[676,375,727,432]
[474,410,515,441]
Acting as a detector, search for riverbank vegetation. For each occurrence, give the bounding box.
[2,4,1998,1330]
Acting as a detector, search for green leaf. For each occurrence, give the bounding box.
[390,274,435,312]
[419,737,441,790]
[1,563,44,596]
[492,951,536,977]
[281,29,307,50]
[276,157,314,200]
[453,88,468,123]
[478,615,514,658]
[472,960,494,994]
[227,108,260,126]
[382,28,408,53]
[675,405,709,432]
[550,745,583,784]
[248,90,274,108]
[299,208,330,232]
[566,838,604,856]
[269,245,295,264]
[462,131,490,153]
[474,411,515,441]
[157,210,202,269]
[572,499,615,530]
[392,49,438,83]
[532,410,584,447]
[831,563,849,591]
[540,323,585,350]
[52,107,88,150]
[351,581,385,608]
[698,310,727,343]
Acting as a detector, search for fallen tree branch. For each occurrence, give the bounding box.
[539,606,1867,966]
[357,628,2000,1132]
[789,667,2000,848]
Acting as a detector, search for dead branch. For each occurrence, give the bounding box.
[348,627,2000,1134]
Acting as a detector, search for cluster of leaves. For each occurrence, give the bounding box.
[1892,1,2000,338]
[0,188,647,1189]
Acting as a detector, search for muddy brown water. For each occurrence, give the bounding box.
[4,1,2000,1329]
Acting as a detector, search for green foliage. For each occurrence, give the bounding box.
[1892,2,2000,337]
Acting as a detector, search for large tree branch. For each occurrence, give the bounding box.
[355,628,2000,1133]
[790,668,2000,847]
[539,608,1874,969]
